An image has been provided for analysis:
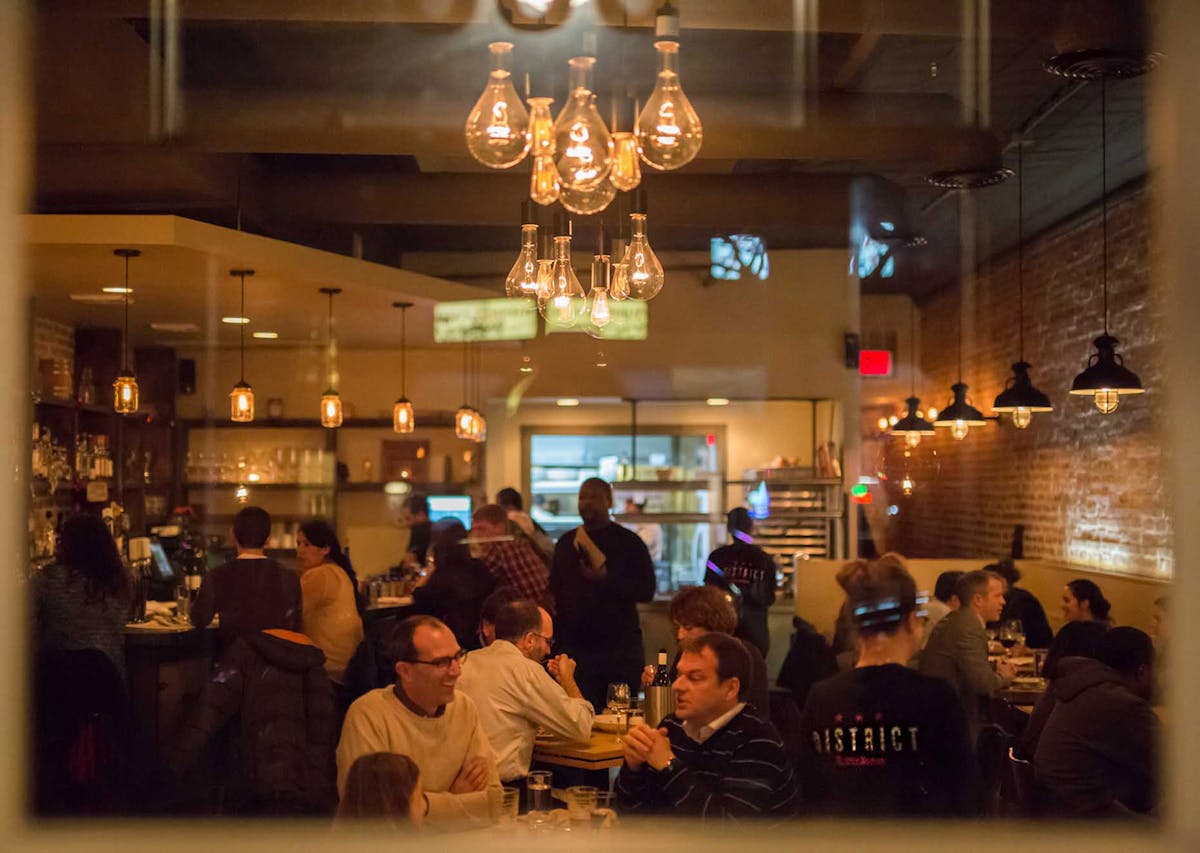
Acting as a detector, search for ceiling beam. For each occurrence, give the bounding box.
[256,172,852,230]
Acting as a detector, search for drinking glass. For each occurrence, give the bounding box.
[566,785,598,825]
[592,790,617,830]
[174,584,190,621]
[527,770,553,826]
[500,786,519,825]
[606,682,631,715]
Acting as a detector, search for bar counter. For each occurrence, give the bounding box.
[124,621,218,754]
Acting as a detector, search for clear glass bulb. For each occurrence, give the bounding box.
[623,213,664,300]
[610,132,642,191]
[526,97,555,156]
[321,390,343,428]
[535,258,555,301]
[552,57,612,190]
[1012,407,1033,429]
[455,405,474,440]
[506,224,540,297]
[1094,389,1120,414]
[530,155,560,206]
[950,420,969,441]
[586,253,612,334]
[609,262,630,300]
[636,41,703,171]
[904,431,922,448]
[560,179,615,215]
[465,42,530,169]
[539,235,586,329]
[901,475,915,496]
[113,373,138,414]
[393,397,414,434]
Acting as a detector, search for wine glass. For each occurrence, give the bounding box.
[606,682,630,716]
[1000,618,1024,654]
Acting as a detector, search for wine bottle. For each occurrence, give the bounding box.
[652,649,671,686]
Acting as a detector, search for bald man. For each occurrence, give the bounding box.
[549,477,656,709]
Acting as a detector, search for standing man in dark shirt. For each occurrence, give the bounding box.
[550,477,656,710]
[190,506,302,649]
[704,507,777,657]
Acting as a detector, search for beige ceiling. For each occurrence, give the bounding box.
[25,215,490,349]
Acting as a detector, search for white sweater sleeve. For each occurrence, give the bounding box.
[424,701,502,830]
[520,665,596,743]
[335,700,391,796]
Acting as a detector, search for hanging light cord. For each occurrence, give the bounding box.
[122,254,130,372]
[1017,141,1025,361]
[400,306,408,399]
[462,342,469,403]
[909,299,917,397]
[239,273,246,382]
[1100,77,1109,336]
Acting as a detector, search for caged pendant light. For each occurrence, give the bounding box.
[112,248,141,414]
[1069,78,1144,414]
[318,288,344,428]
[891,301,936,448]
[392,301,415,434]
[229,269,256,422]
[455,342,476,441]
[992,144,1053,428]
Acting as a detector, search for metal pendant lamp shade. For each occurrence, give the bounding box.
[1069,334,1145,413]
[891,396,936,450]
[994,362,1054,412]
[935,383,987,425]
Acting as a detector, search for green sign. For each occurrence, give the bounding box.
[545,299,649,341]
[434,298,538,343]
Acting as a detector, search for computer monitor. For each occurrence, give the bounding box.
[427,495,472,527]
[149,541,177,583]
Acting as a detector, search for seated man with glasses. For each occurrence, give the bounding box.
[336,615,501,829]
[458,600,595,785]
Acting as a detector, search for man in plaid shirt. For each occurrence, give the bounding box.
[471,504,551,607]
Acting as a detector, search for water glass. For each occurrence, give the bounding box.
[593,791,617,830]
[174,585,190,621]
[566,785,598,824]
[499,786,519,825]
[527,770,552,826]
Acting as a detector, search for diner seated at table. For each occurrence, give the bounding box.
[190,506,302,649]
[616,632,797,820]
[297,519,364,715]
[919,569,1016,741]
[642,585,771,720]
[1033,627,1159,817]
[471,504,551,607]
[1061,578,1113,627]
[335,752,424,828]
[922,570,963,647]
[457,600,594,784]
[1017,620,1108,760]
[990,559,1053,649]
[336,615,501,830]
[411,520,495,651]
[477,586,521,648]
[797,554,979,817]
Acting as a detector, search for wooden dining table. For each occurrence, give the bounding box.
[532,729,626,771]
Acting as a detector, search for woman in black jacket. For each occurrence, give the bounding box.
[411,520,496,650]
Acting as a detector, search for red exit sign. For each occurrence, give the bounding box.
[858,350,893,376]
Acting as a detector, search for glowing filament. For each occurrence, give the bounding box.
[591,288,611,327]
[1013,407,1033,429]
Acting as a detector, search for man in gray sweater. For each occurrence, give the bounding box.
[1034,627,1159,816]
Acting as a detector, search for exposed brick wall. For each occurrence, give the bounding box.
[887,185,1172,579]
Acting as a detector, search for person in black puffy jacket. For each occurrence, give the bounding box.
[169,629,335,815]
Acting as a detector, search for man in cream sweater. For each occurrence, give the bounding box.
[337,615,501,829]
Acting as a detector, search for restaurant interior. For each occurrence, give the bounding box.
[8,0,1200,850]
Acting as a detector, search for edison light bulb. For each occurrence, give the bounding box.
[530,155,560,206]
[465,42,530,168]
[114,373,138,414]
[901,475,915,496]
[636,41,703,171]
[539,235,586,329]
[950,420,969,441]
[552,57,612,190]
[623,213,664,300]
[586,253,612,333]
[535,258,555,301]
[321,390,343,428]
[527,97,555,156]
[1094,389,1120,414]
[506,224,540,297]
[230,382,254,423]
[610,132,642,191]
[905,432,922,449]
[393,397,414,434]
[560,178,615,215]
[455,405,474,440]
[610,262,630,300]
[235,483,250,504]
[1013,407,1033,429]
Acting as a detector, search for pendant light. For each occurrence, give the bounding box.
[229,269,255,422]
[636,40,703,171]
[455,342,475,440]
[471,342,487,443]
[539,212,585,330]
[505,202,540,298]
[891,301,936,448]
[934,291,987,441]
[318,287,344,428]
[464,41,530,169]
[392,301,415,434]
[993,144,1053,428]
[622,188,664,301]
[112,248,140,414]
[1069,78,1144,413]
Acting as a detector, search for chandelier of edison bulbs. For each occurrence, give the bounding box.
[464,38,702,214]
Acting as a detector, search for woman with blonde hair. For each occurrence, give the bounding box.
[336,752,423,827]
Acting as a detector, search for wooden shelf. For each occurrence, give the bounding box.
[610,479,722,492]
[185,481,335,491]
[35,397,116,417]
[182,415,459,431]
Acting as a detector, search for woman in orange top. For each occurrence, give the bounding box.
[297,520,364,710]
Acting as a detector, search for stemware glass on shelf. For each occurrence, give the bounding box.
[606,682,631,715]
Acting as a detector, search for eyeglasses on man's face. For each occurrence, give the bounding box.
[402,648,468,670]
[529,631,553,645]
